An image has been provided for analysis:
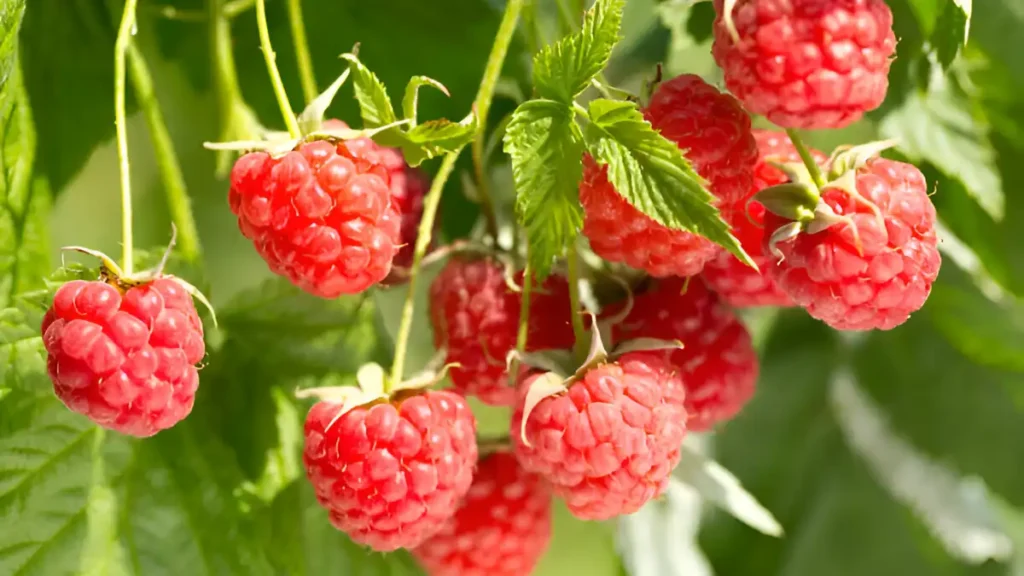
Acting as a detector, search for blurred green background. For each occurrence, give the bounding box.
[3,0,1024,574]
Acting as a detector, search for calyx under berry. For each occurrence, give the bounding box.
[513,314,681,447]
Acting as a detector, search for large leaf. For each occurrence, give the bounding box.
[699,313,995,575]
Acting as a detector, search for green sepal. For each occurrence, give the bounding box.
[754,182,821,223]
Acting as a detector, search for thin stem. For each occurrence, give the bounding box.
[390,0,525,389]
[566,249,587,361]
[471,0,524,242]
[126,44,202,263]
[255,0,300,138]
[516,260,533,354]
[389,151,460,388]
[209,0,249,176]
[224,0,256,19]
[114,0,139,276]
[786,128,826,190]
[286,0,317,104]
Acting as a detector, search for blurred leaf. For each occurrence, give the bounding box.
[700,313,990,575]
[830,369,1012,564]
[617,478,712,576]
[879,71,1003,220]
[584,98,748,264]
[675,444,783,537]
[970,0,1024,88]
[533,0,625,104]
[504,99,584,277]
[931,0,972,69]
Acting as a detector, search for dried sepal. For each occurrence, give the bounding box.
[518,371,570,448]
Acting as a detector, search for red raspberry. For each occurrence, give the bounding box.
[380,146,430,272]
[711,0,897,130]
[303,390,478,551]
[229,133,402,298]
[413,451,552,576]
[41,279,205,437]
[763,158,941,330]
[701,130,826,307]
[511,352,687,520]
[429,258,575,407]
[580,74,757,277]
[609,278,758,431]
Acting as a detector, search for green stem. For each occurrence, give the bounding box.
[224,0,256,19]
[389,0,524,389]
[286,0,317,104]
[114,0,139,276]
[255,0,300,138]
[566,249,587,361]
[126,44,202,263]
[786,128,826,190]
[209,0,249,176]
[389,151,460,388]
[471,0,524,241]
[516,260,533,354]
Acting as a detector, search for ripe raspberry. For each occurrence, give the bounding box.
[413,451,552,576]
[701,130,826,307]
[763,158,941,330]
[41,279,205,437]
[609,278,758,431]
[511,352,687,520]
[711,0,897,130]
[380,146,430,272]
[580,74,757,277]
[229,131,402,298]
[303,390,478,551]
[429,258,575,407]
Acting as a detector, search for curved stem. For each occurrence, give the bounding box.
[389,0,525,389]
[470,0,524,241]
[209,0,249,176]
[389,151,460,388]
[255,0,300,138]
[516,259,533,353]
[786,129,826,190]
[566,249,587,361]
[114,0,139,276]
[126,44,202,263]
[286,0,317,104]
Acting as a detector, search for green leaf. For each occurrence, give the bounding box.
[400,115,477,166]
[583,98,751,266]
[617,476,712,576]
[402,76,450,125]
[932,0,972,69]
[533,0,625,104]
[880,75,1004,220]
[504,99,584,277]
[0,25,47,307]
[340,53,399,134]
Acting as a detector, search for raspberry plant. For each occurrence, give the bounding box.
[4,0,1024,574]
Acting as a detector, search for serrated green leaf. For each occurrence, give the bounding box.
[399,115,477,166]
[583,98,751,266]
[503,99,584,277]
[533,0,625,104]
[340,53,399,131]
[402,75,449,125]
[880,75,1003,220]
[932,0,972,69]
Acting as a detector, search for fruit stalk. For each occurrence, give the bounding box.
[470,0,525,241]
[389,0,525,388]
[785,128,826,190]
[114,0,140,276]
[286,0,317,103]
[566,248,587,360]
[125,43,202,264]
[255,0,300,138]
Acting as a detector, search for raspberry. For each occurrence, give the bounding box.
[229,131,402,298]
[380,146,430,272]
[763,158,941,330]
[413,451,552,576]
[701,130,826,307]
[303,390,478,551]
[429,258,575,407]
[511,352,687,520]
[41,279,205,437]
[609,278,758,431]
[580,74,757,277]
[711,0,897,130]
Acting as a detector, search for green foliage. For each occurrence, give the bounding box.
[4,0,1024,574]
